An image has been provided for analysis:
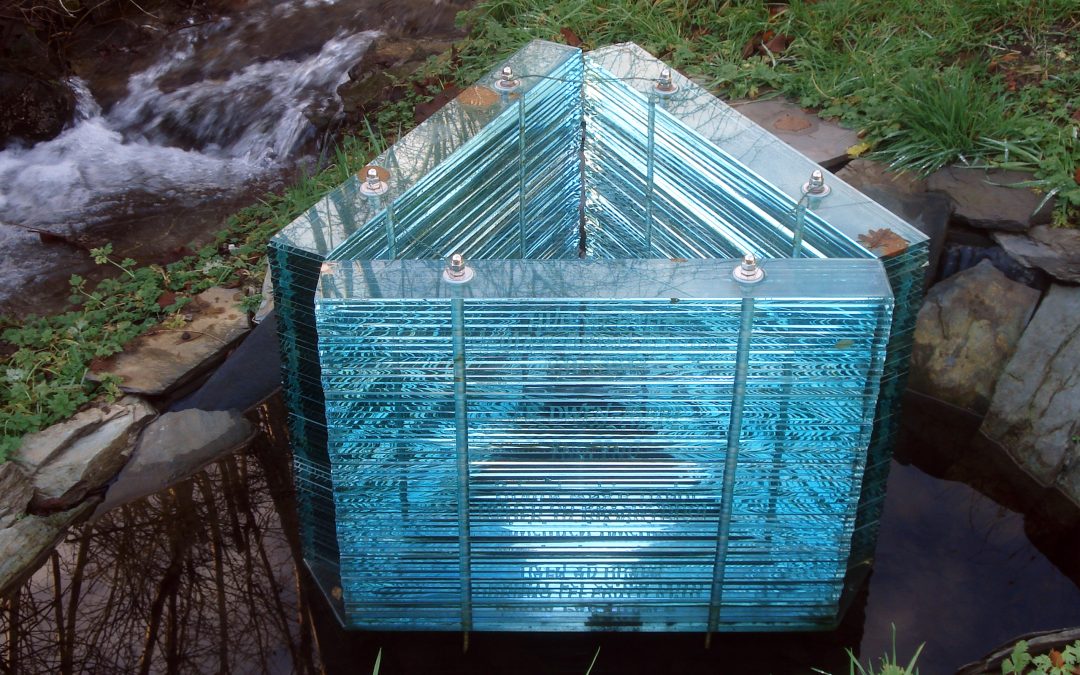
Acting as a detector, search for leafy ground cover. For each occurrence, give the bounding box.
[3,0,1079,459]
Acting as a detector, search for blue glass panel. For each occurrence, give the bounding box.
[270,38,925,631]
[316,258,892,630]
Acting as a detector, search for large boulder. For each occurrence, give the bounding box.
[909,260,1039,414]
[88,287,251,397]
[0,501,94,596]
[993,226,1080,283]
[93,408,253,517]
[0,21,75,149]
[981,284,1080,508]
[14,396,156,511]
[927,167,1053,232]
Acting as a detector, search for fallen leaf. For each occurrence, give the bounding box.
[358,165,391,182]
[846,141,872,158]
[741,31,775,59]
[1050,650,1065,668]
[740,34,760,59]
[857,228,908,257]
[457,85,498,108]
[670,257,688,263]
[763,33,791,54]
[773,114,812,132]
[560,27,582,47]
[1073,108,1080,122]
[157,291,177,310]
[1074,166,1080,185]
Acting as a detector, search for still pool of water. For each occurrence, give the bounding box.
[1,396,1077,674]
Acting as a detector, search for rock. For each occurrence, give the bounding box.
[172,311,281,413]
[992,226,1080,283]
[734,99,860,169]
[88,287,251,397]
[0,501,94,596]
[93,409,254,517]
[926,167,1054,232]
[253,263,274,324]
[834,158,927,196]
[14,397,156,511]
[338,37,455,119]
[938,244,1047,289]
[981,284,1080,507]
[910,260,1039,414]
[0,73,76,148]
[957,626,1080,675]
[0,463,34,528]
[0,21,75,148]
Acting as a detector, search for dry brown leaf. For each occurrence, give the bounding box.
[857,228,908,257]
[764,34,791,54]
[560,27,583,47]
[773,114,812,132]
[457,85,499,108]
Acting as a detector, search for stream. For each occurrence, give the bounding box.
[0,0,462,317]
[1,395,1077,674]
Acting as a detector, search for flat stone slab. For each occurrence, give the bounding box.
[0,463,33,528]
[834,158,927,195]
[981,283,1080,508]
[172,312,281,413]
[93,408,253,517]
[733,98,859,169]
[0,501,93,596]
[927,167,1054,232]
[90,287,251,396]
[910,260,1039,414]
[993,226,1080,283]
[14,396,156,510]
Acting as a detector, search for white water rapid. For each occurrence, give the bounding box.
[0,0,382,313]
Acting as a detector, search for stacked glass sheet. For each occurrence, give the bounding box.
[583,44,928,581]
[269,41,584,600]
[268,39,928,631]
[316,258,892,631]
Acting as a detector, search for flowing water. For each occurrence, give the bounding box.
[1,395,1077,674]
[0,0,419,316]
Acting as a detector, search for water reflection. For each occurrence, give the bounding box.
[0,400,318,674]
[1,394,1077,674]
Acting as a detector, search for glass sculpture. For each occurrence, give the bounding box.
[269,40,927,632]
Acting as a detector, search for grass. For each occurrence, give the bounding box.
[456,0,1080,223]
[3,0,1078,460]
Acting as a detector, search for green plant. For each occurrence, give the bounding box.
[814,625,924,675]
[1003,639,1080,674]
[871,67,1042,176]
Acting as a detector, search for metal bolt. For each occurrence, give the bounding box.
[443,252,475,284]
[732,253,765,284]
[801,169,831,197]
[360,166,389,196]
[495,65,520,92]
[655,68,677,95]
